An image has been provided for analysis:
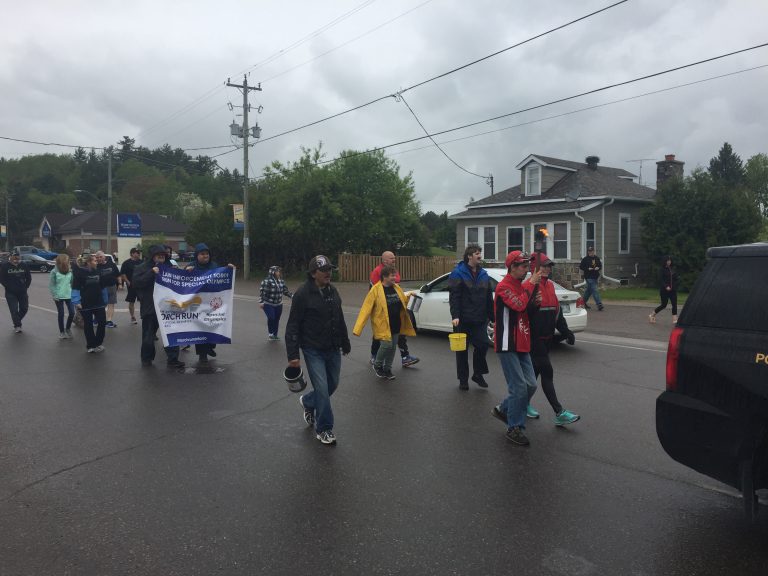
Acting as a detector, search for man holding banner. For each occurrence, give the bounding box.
[132,245,185,368]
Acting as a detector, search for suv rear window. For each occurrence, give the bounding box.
[685,256,768,332]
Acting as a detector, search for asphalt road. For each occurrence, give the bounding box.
[1,276,766,575]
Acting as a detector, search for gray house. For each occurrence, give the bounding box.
[449,154,685,286]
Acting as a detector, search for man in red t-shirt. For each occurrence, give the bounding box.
[369,251,419,367]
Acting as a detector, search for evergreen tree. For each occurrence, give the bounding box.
[708,142,745,187]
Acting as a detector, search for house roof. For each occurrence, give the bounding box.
[450,154,655,219]
[52,212,188,236]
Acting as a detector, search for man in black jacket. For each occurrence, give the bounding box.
[132,245,184,368]
[579,246,604,311]
[285,255,351,445]
[72,253,108,352]
[0,251,32,333]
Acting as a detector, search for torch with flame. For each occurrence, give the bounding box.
[534,227,549,271]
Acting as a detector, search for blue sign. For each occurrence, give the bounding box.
[41,221,51,237]
[117,213,142,237]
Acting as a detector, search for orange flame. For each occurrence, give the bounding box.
[538,227,549,238]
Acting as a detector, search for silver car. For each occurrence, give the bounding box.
[413,268,587,340]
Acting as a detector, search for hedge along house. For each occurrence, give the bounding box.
[449,154,684,288]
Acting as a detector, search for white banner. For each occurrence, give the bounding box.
[152,266,235,347]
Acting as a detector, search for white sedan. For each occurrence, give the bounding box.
[412,268,587,340]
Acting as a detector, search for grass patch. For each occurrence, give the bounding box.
[427,246,456,257]
[598,287,688,304]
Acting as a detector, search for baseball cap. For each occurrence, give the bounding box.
[505,250,531,268]
[308,255,337,272]
[531,253,554,268]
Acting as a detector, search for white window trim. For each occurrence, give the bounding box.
[583,221,596,255]
[529,221,571,260]
[525,164,541,197]
[618,213,631,254]
[465,225,498,261]
[506,226,524,253]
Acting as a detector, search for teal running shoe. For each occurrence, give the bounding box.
[554,410,580,427]
[526,405,540,419]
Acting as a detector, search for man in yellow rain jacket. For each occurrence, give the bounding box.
[353,266,416,380]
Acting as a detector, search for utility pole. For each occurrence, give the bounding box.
[106,147,113,255]
[3,187,8,251]
[226,75,262,280]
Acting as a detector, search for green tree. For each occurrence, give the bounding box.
[745,153,768,218]
[641,168,761,289]
[708,142,745,187]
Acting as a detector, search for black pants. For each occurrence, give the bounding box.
[531,347,563,415]
[370,334,409,358]
[654,290,678,315]
[195,343,216,358]
[141,314,180,363]
[5,291,29,328]
[455,321,488,382]
[81,308,106,349]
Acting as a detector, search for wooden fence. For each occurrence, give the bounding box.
[337,254,457,282]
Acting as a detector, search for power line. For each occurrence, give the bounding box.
[398,92,488,179]
[257,0,631,145]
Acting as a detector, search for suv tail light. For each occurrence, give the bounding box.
[576,297,585,309]
[666,327,684,391]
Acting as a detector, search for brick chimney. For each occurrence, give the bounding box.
[656,154,684,189]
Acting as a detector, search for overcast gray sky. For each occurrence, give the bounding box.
[2,0,767,213]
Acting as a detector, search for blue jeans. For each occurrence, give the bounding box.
[583,278,602,306]
[301,347,341,434]
[498,352,538,429]
[263,303,283,336]
[55,299,75,333]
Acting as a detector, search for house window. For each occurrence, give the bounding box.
[553,222,568,259]
[466,226,497,261]
[89,240,101,251]
[584,222,596,254]
[619,213,631,254]
[525,164,541,196]
[532,223,548,252]
[507,227,523,253]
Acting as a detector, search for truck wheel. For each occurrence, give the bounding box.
[739,458,759,522]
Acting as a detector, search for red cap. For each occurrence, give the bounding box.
[531,253,553,268]
[505,250,530,268]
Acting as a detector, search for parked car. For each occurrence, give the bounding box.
[656,242,768,521]
[412,267,587,342]
[20,254,56,272]
[0,252,9,263]
[12,245,59,260]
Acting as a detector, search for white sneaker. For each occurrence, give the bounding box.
[87,348,95,353]
[59,332,67,339]
[93,345,105,353]
[316,430,336,445]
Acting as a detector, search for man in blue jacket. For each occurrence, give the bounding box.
[0,251,32,333]
[448,244,495,390]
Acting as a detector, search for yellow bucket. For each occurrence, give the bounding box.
[449,332,467,352]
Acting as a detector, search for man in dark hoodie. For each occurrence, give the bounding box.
[447,244,495,390]
[0,251,32,333]
[72,253,108,352]
[132,245,185,368]
[184,242,235,363]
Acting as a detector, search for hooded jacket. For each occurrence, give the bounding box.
[0,260,32,294]
[447,261,494,324]
[190,243,218,271]
[49,267,73,300]
[259,266,293,305]
[285,278,350,361]
[353,281,416,340]
[131,245,169,318]
[493,273,537,353]
[72,263,108,310]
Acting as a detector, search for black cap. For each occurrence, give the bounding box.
[308,255,337,272]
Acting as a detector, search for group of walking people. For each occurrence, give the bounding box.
[284,246,581,447]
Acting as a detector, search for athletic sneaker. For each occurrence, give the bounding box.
[383,369,396,380]
[401,355,420,367]
[506,427,530,446]
[65,329,73,338]
[268,334,280,341]
[167,359,185,368]
[316,430,336,445]
[106,321,117,328]
[299,395,315,426]
[554,410,580,427]
[526,405,540,419]
[14,326,21,333]
[491,405,508,425]
[372,364,386,379]
[86,348,95,353]
[370,355,376,365]
[131,317,138,325]
[93,345,105,353]
[59,332,67,339]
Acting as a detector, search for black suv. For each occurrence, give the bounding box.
[656,242,768,520]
